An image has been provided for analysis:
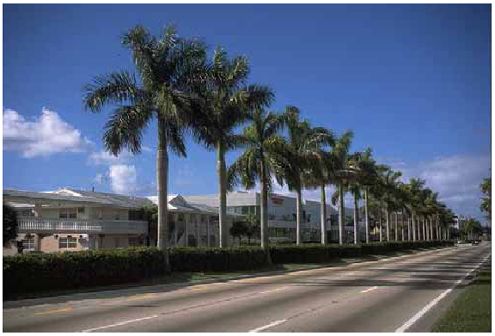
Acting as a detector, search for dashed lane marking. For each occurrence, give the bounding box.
[249,319,288,332]
[360,286,378,293]
[34,307,73,315]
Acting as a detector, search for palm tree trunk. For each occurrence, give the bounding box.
[407,213,411,241]
[260,161,269,250]
[412,211,417,241]
[259,161,272,263]
[422,217,426,241]
[217,142,227,248]
[353,193,359,244]
[436,214,440,240]
[320,184,327,245]
[378,204,383,242]
[338,184,345,245]
[430,216,434,241]
[386,208,390,241]
[394,212,398,241]
[156,116,170,272]
[296,188,303,245]
[364,188,370,244]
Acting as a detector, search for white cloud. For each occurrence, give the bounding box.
[88,150,131,166]
[108,164,137,195]
[3,108,91,158]
[93,173,106,184]
[398,154,490,220]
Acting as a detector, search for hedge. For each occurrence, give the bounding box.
[4,241,453,297]
[170,247,269,272]
[269,240,453,264]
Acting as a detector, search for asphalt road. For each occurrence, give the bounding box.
[3,242,491,332]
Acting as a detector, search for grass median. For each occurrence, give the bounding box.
[432,266,491,332]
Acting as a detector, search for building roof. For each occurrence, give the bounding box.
[51,189,153,208]
[4,188,220,215]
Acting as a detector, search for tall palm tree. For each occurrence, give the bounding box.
[480,177,491,219]
[329,131,354,244]
[354,148,378,244]
[283,106,333,245]
[304,143,334,245]
[381,168,402,241]
[227,108,288,250]
[404,178,426,241]
[345,150,375,244]
[84,25,206,265]
[191,47,273,247]
[369,164,389,242]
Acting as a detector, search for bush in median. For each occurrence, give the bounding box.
[3,241,453,297]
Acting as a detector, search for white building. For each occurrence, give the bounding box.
[184,191,360,243]
[3,188,232,255]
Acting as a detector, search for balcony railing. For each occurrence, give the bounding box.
[18,217,148,235]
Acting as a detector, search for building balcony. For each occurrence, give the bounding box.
[18,217,148,235]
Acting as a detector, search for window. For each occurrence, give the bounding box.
[59,236,77,249]
[59,208,77,219]
[21,209,34,217]
[129,210,143,220]
[22,237,35,250]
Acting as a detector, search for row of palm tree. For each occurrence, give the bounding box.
[83,25,455,268]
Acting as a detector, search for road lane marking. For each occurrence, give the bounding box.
[249,319,287,332]
[360,286,378,293]
[259,286,289,294]
[395,253,491,333]
[126,293,154,301]
[81,315,159,332]
[34,307,73,315]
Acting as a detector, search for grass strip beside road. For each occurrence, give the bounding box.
[432,267,491,332]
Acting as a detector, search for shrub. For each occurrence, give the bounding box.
[169,246,269,272]
[4,240,453,297]
[3,247,168,297]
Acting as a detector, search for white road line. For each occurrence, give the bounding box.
[81,315,159,332]
[395,253,491,333]
[259,286,289,294]
[249,319,288,332]
[360,286,378,293]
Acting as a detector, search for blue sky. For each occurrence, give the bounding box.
[3,4,491,220]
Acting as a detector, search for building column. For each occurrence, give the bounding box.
[33,203,42,218]
[174,213,179,246]
[184,214,190,247]
[195,214,200,247]
[207,216,211,247]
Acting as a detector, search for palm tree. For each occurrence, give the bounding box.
[329,131,354,244]
[404,178,426,241]
[354,148,378,244]
[191,47,273,247]
[283,106,333,245]
[369,164,389,242]
[345,150,374,244]
[304,152,333,245]
[378,166,402,241]
[227,108,289,250]
[84,25,206,266]
[480,177,491,218]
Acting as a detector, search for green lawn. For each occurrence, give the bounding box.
[432,267,491,332]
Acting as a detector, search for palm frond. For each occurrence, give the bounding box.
[103,104,152,155]
[84,71,142,112]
